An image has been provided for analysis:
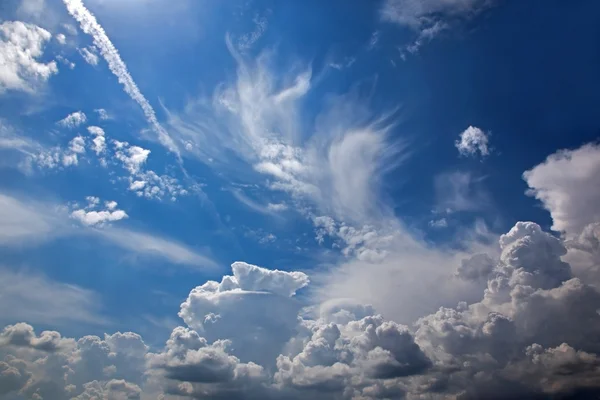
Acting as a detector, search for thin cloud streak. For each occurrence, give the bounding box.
[62,0,180,157]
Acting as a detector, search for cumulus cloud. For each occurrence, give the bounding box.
[524,143,600,238]
[0,21,58,94]
[57,111,87,128]
[63,0,179,155]
[2,229,600,399]
[455,125,491,157]
[70,197,128,227]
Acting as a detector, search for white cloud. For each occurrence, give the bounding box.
[524,143,600,238]
[2,223,600,399]
[78,46,98,65]
[94,108,109,120]
[168,42,408,223]
[114,141,150,174]
[70,198,128,227]
[267,202,288,212]
[96,228,218,269]
[0,21,58,94]
[0,193,213,269]
[57,111,87,128]
[455,125,491,157]
[0,194,57,245]
[63,0,179,155]
[55,33,66,44]
[428,218,448,228]
[0,268,105,326]
[87,126,105,155]
[69,135,85,154]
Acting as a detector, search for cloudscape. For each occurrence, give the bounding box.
[1,0,600,399]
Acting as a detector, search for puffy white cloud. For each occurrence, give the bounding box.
[71,207,127,226]
[455,125,490,157]
[57,111,87,128]
[78,46,98,66]
[114,142,150,174]
[178,262,308,366]
[87,126,106,155]
[524,142,600,238]
[0,21,57,94]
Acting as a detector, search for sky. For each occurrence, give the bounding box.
[1,0,600,399]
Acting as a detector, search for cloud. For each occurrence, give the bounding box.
[428,217,448,228]
[0,194,58,246]
[455,125,491,157]
[63,0,179,155]
[70,198,128,227]
[381,0,493,30]
[94,108,109,120]
[0,21,58,94]
[96,228,218,269]
[78,46,98,65]
[0,268,105,327]
[524,142,600,238]
[0,193,215,269]
[2,226,600,399]
[87,126,105,155]
[434,171,490,213]
[381,0,496,56]
[57,111,87,128]
[55,33,66,44]
[167,42,408,223]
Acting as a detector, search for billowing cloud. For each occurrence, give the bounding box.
[524,142,600,238]
[2,226,600,399]
[0,21,57,94]
[455,125,491,157]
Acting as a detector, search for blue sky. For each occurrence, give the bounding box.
[1,0,600,399]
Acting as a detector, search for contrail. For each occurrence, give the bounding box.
[63,0,180,158]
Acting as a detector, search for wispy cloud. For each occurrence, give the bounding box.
[0,193,216,269]
[0,267,107,326]
[63,0,179,156]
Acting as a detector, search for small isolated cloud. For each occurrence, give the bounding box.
[70,197,128,227]
[428,218,448,228]
[0,21,58,94]
[55,33,66,44]
[78,45,98,65]
[455,125,490,157]
[57,111,87,128]
[94,108,109,120]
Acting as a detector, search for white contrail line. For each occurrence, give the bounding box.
[63,0,180,158]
